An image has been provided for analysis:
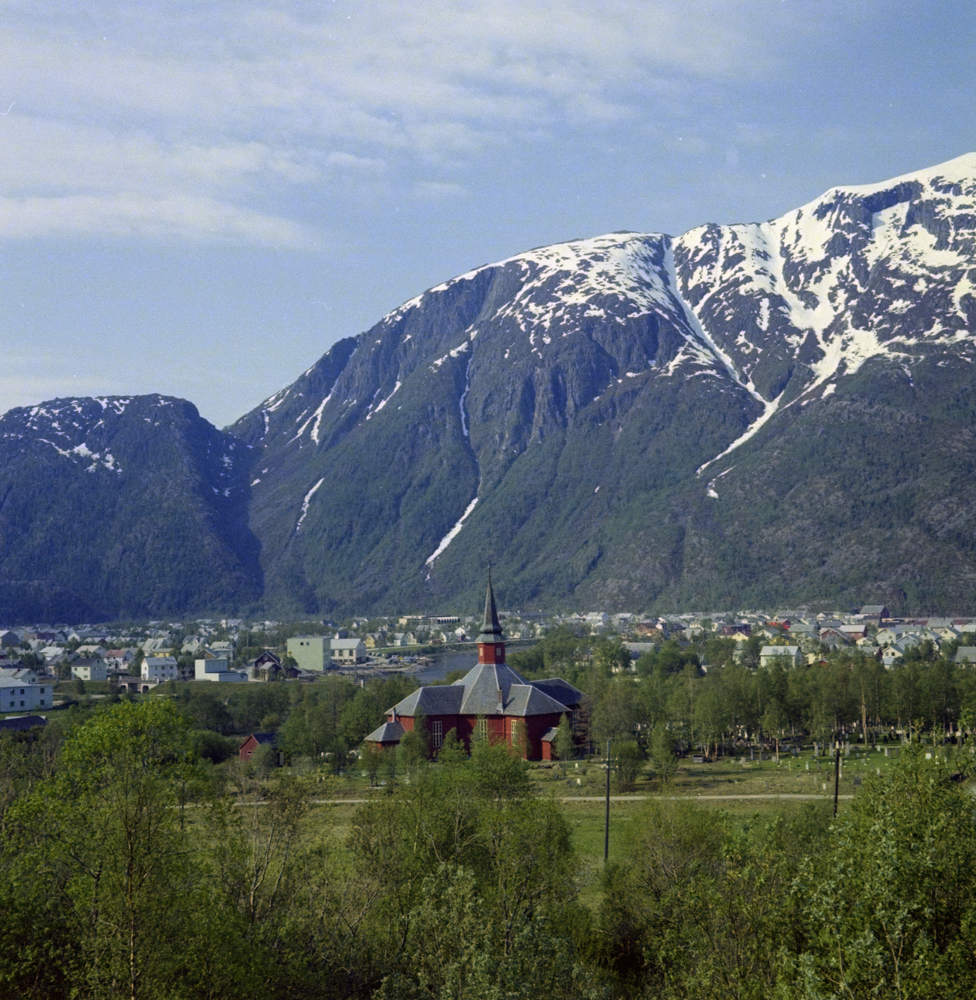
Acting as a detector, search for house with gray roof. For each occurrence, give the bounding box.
[860,605,890,623]
[365,575,583,761]
[331,638,366,664]
[759,645,803,669]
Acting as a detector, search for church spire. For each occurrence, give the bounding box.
[476,568,506,663]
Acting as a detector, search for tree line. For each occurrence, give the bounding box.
[510,627,976,753]
[2,699,976,998]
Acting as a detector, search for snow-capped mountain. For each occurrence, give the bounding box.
[0,395,261,620]
[5,154,976,620]
[223,153,976,617]
[675,153,976,457]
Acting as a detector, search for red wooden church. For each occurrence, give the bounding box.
[364,574,582,761]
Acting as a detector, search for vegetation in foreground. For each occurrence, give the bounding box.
[1,700,976,998]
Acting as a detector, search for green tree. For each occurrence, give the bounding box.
[693,678,729,756]
[590,676,638,747]
[7,700,196,999]
[612,738,644,792]
[397,722,430,773]
[784,745,976,999]
[554,714,574,765]
[351,740,589,998]
[250,741,278,777]
[601,798,725,989]
[651,723,678,786]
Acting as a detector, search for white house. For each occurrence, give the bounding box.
[141,638,173,655]
[41,646,67,668]
[105,649,136,671]
[0,677,52,712]
[194,656,246,683]
[882,649,904,669]
[331,638,367,664]
[142,655,179,683]
[71,659,108,682]
[759,645,803,669]
[287,636,330,671]
[75,644,106,659]
[0,667,38,684]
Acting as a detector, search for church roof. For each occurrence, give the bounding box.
[455,661,526,714]
[475,569,505,644]
[382,573,583,724]
[364,719,405,743]
[393,685,464,716]
[528,677,584,708]
[504,684,573,716]
[387,662,580,719]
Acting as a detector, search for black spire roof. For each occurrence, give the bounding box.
[476,569,505,644]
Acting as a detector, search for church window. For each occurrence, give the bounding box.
[477,717,488,741]
[432,721,443,748]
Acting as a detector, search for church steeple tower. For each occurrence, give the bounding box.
[476,568,506,665]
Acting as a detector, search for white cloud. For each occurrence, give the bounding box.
[0,1,853,245]
[411,181,467,201]
[0,193,323,248]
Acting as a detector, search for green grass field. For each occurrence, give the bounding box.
[527,742,903,799]
[228,736,976,925]
[285,746,919,913]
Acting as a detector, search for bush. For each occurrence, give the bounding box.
[190,729,238,764]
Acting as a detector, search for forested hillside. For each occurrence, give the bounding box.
[0,396,262,620]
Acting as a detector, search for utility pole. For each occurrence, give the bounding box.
[604,738,611,862]
[833,745,841,817]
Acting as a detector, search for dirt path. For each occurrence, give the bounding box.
[563,793,853,802]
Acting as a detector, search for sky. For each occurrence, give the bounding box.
[1,0,973,429]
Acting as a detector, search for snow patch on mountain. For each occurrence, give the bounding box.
[490,233,673,336]
[459,358,472,437]
[663,241,766,401]
[426,495,479,566]
[366,382,401,420]
[431,341,470,370]
[296,478,324,532]
[698,396,783,475]
[292,393,332,443]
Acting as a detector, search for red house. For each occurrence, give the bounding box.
[364,574,582,761]
[239,731,277,763]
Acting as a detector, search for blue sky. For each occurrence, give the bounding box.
[1,0,973,428]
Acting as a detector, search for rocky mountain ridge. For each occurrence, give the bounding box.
[227,152,976,617]
[4,153,976,619]
[0,395,261,620]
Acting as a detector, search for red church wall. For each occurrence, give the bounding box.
[388,711,567,761]
[423,714,461,752]
[455,716,476,747]
[478,642,506,665]
[523,713,562,760]
[487,717,506,744]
